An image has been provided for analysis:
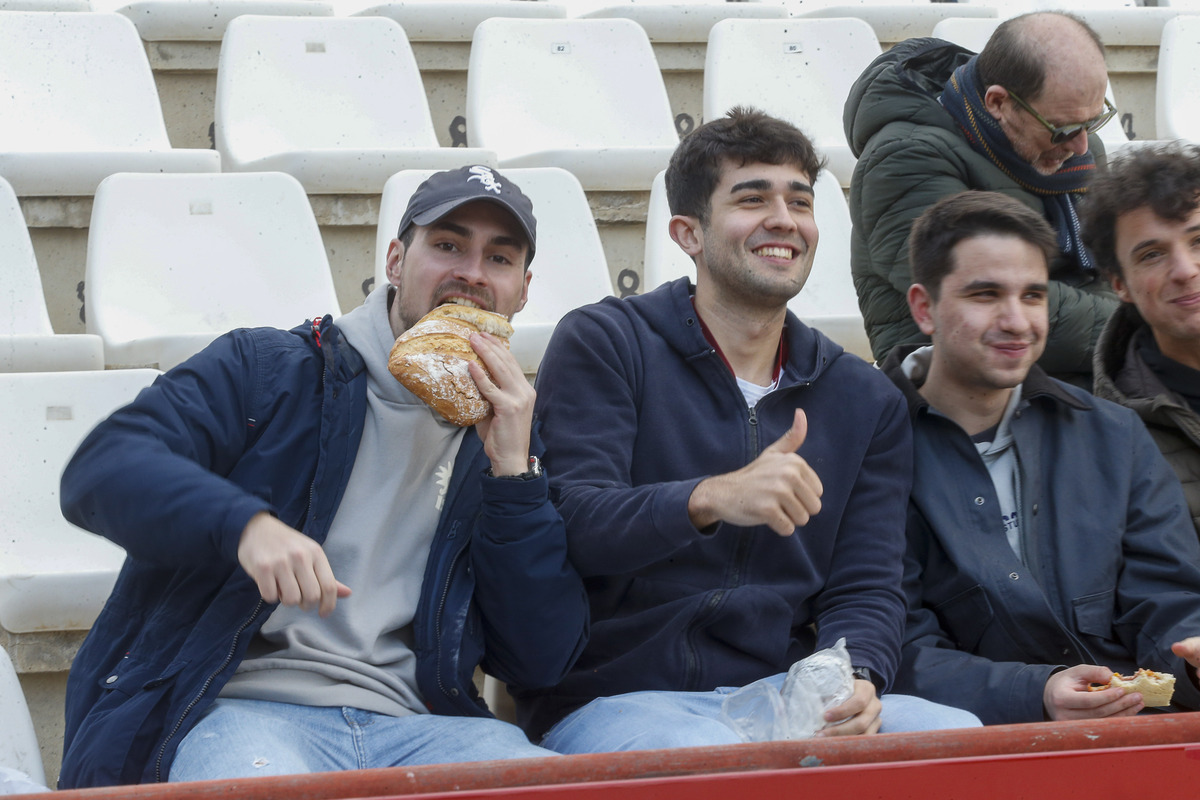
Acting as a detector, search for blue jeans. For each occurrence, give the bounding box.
[168,698,556,781]
[541,678,982,754]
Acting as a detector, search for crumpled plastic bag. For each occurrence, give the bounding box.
[719,638,856,742]
[0,767,50,795]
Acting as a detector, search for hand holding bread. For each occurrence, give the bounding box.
[389,303,515,426]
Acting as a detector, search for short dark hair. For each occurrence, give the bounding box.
[976,12,1103,101]
[1081,141,1200,280]
[909,191,1057,299]
[665,106,825,224]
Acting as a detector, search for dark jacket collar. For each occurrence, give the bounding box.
[647,276,845,387]
[881,343,1090,423]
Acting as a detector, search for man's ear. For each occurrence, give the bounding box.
[513,268,532,317]
[385,239,405,287]
[908,283,937,336]
[668,215,704,260]
[1110,273,1133,304]
[983,85,1008,121]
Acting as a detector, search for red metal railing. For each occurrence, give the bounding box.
[28,713,1200,800]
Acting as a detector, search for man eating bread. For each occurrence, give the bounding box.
[882,190,1200,724]
[57,165,587,788]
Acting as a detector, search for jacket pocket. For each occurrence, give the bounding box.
[1072,590,1117,640]
[933,585,994,653]
[61,657,188,788]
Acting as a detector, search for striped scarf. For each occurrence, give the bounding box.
[940,56,1095,271]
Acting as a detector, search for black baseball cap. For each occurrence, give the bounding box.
[396,165,537,260]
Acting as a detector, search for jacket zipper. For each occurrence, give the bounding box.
[684,401,765,688]
[153,600,265,782]
[433,522,464,704]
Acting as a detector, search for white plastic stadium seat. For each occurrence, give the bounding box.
[1157,15,1200,142]
[930,17,1131,154]
[0,370,159,644]
[215,16,494,193]
[0,12,219,196]
[467,18,678,191]
[353,1,568,40]
[0,646,45,789]
[375,167,612,375]
[85,172,342,370]
[0,0,86,9]
[580,2,787,42]
[88,0,333,42]
[642,168,871,361]
[0,177,104,372]
[793,2,997,43]
[703,18,882,188]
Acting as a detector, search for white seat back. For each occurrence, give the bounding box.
[0,647,44,787]
[0,12,219,195]
[704,18,881,188]
[642,167,870,360]
[375,167,612,374]
[0,175,105,371]
[215,15,493,192]
[1157,15,1200,141]
[0,176,52,337]
[0,12,168,152]
[466,17,678,190]
[580,3,788,42]
[0,370,160,642]
[85,172,341,370]
[354,1,568,40]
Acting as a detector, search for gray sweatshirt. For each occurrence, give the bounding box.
[221,286,467,716]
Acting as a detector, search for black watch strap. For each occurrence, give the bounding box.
[852,666,886,694]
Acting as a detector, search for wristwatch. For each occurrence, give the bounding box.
[488,455,542,480]
[852,666,886,694]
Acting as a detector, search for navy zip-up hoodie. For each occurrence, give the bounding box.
[58,315,587,787]
[516,278,912,739]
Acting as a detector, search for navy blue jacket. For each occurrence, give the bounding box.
[58,316,587,787]
[517,278,913,739]
[883,346,1200,724]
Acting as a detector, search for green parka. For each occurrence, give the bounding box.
[844,37,1117,380]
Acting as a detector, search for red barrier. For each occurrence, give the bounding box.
[27,713,1200,800]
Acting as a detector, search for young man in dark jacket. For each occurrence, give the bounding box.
[57,166,588,787]
[885,190,1200,725]
[1086,142,1200,540]
[519,108,978,753]
[845,12,1117,381]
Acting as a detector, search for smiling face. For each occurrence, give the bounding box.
[675,159,818,310]
[911,234,1050,398]
[1111,204,1200,370]
[385,200,532,337]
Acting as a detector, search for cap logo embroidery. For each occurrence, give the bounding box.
[467,165,503,195]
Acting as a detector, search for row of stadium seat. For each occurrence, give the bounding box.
[1,158,866,374]
[4,10,1197,203]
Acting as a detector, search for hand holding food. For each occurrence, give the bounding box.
[1089,668,1175,707]
[389,303,514,426]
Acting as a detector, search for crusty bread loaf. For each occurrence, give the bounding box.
[388,304,514,426]
[1090,668,1176,707]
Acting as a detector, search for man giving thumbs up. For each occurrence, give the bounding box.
[516,108,980,754]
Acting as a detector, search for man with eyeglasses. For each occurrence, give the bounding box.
[845,11,1119,387]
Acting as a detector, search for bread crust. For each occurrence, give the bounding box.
[1090,668,1176,707]
[388,304,513,426]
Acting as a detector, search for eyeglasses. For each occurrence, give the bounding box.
[1005,90,1118,145]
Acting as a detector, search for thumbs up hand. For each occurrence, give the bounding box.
[687,409,824,536]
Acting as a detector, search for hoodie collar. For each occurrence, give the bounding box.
[654,277,844,387]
